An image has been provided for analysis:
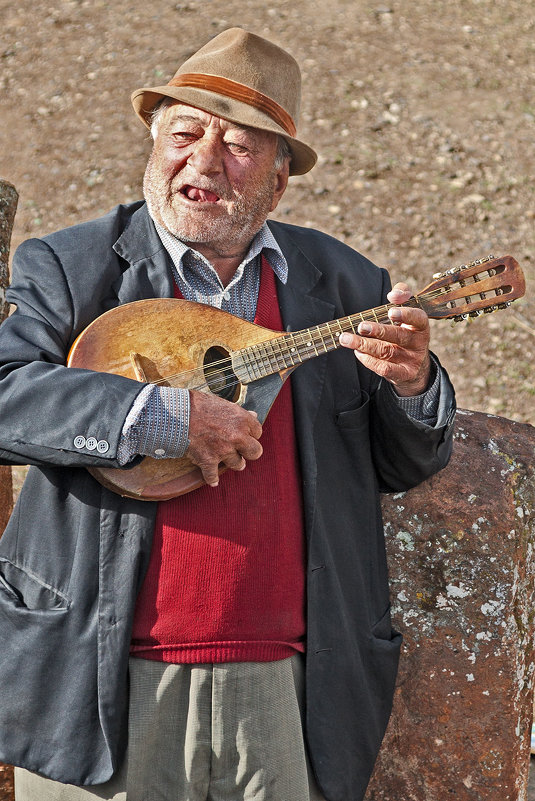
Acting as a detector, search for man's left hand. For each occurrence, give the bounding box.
[339,282,431,397]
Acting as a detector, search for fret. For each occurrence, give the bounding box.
[334,319,345,338]
[305,329,319,356]
[292,332,312,359]
[314,326,328,353]
[256,342,275,377]
[258,342,272,376]
[269,337,287,371]
[347,315,358,334]
[253,343,266,377]
[266,339,286,373]
[244,346,262,380]
[311,327,328,354]
[378,304,391,322]
[286,335,301,365]
[325,321,339,349]
[231,352,249,383]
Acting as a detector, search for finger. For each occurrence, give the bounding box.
[352,335,398,364]
[347,318,427,350]
[246,411,263,440]
[387,305,429,331]
[197,438,263,487]
[198,462,222,488]
[387,282,412,305]
[238,438,263,462]
[352,348,428,388]
[340,326,428,366]
[352,349,404,380]
[221,452,247,472]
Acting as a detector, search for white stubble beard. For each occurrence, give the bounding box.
[143,148,278,256]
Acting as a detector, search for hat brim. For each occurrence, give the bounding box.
[131,85,317,176]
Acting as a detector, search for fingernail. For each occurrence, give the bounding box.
[389,308,403,322]
[358,322,372,335]
[339,333,353,345]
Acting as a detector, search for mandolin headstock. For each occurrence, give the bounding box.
[416,255,525,321]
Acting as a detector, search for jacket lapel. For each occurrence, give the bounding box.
[269,222,336,537]
[110,204,176,306]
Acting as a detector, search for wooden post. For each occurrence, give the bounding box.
[0,180,16,532]
[0,179,17,801]
[366,410,535,801]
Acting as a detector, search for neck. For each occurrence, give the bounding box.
[209,254,245,287]
[182,241,251,287]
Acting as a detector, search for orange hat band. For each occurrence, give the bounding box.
[168,73,297,137]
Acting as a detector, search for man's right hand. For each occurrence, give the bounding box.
[186,390,263,487]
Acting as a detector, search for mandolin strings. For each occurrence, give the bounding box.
[150,293,440,393]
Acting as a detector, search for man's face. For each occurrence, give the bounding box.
[143,103,289,259]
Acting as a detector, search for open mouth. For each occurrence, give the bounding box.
[181,185,220,203]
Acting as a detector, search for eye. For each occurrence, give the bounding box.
[225,141,250,155]
[171,131,198,144]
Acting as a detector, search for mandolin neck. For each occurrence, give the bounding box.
[233,296,426,383]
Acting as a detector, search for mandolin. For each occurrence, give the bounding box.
[68,254,525,500]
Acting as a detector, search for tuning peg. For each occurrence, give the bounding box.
[468,254,495,268]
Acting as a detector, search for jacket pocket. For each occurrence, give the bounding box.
[0,558,70,611]
[335,391,370,430]
[371,603,399,642]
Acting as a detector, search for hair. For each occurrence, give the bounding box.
[149,98,292,169]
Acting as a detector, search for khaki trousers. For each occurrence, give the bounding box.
[15,654,326,801]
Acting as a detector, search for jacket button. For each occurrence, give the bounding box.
[74,435,86,449]
[97,440,110,454]
[86,437,98,451]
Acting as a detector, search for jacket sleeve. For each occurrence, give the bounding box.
[366,265,456,492]
[0,237,145,468]
[370,365,456,492]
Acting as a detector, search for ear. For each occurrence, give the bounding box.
[269,159,290,212]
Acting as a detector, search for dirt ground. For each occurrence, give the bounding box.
[1,0,534,428]
[0,1,534,799]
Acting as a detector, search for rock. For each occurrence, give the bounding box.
[366,409,535,801]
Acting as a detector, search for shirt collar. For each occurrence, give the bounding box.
[153,219,288,287]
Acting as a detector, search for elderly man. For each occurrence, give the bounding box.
[0,28,455,801]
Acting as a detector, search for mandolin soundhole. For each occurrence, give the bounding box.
[203,346,241,402]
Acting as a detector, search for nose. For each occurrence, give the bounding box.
[187,135,224,176]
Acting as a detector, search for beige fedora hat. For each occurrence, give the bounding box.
[131,27,317,176]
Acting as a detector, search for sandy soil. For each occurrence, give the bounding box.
[1,0,534,428]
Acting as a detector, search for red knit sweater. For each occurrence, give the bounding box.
[130,259,306,663]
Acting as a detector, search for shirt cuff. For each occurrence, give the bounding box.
[118,384,190,465]
[390,355,441,426]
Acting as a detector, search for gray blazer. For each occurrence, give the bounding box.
[0,203,455,801]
